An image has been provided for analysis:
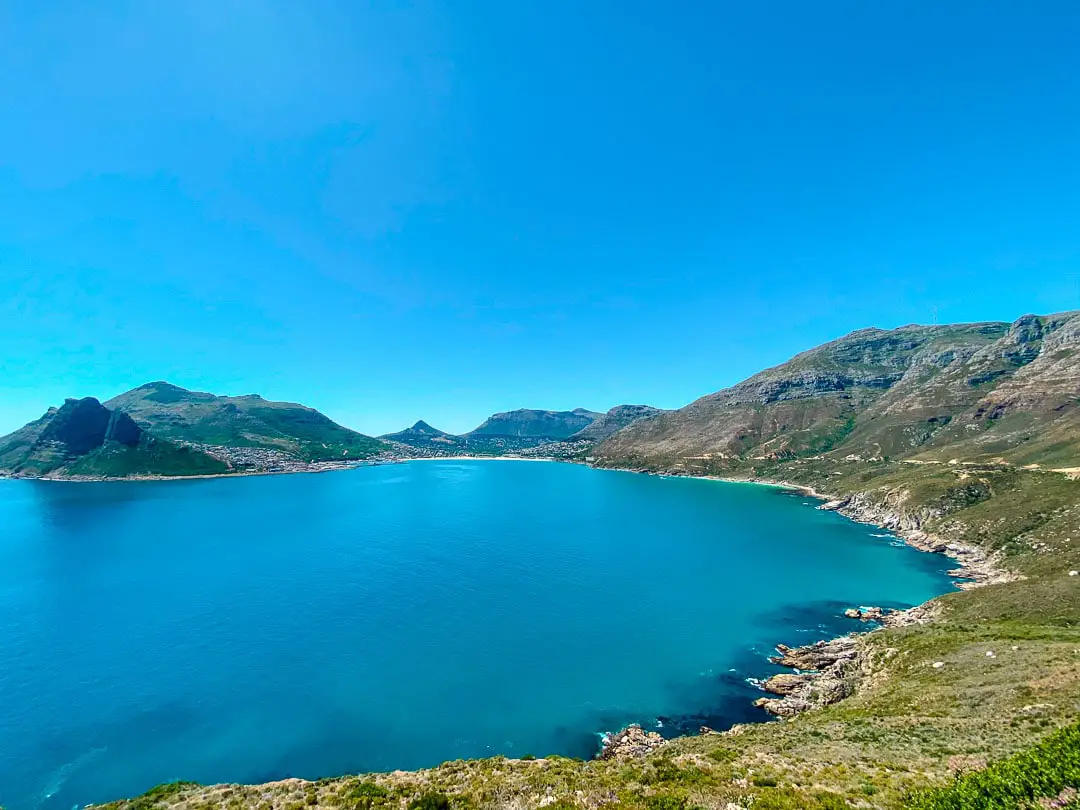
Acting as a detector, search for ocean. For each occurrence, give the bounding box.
[0,460,954,810]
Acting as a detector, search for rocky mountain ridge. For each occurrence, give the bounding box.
[595,311,1080,470]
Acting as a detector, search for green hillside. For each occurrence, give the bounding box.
[0,396,229,479]
[0,383,385,479]
[106,382,385,462]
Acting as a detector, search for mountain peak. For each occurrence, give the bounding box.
[382,420,453,440]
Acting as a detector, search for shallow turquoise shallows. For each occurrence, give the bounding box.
[0,461,954,810]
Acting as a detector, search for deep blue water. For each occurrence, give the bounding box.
[0,461,954,810]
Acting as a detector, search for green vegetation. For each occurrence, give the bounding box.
[906,721,1080,809]
[0,382,386,479]
[99,782,201,810]
[106,382,385,462]
[65,438,230,478]
[406,794,452,810]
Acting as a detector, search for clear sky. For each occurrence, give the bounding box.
[2,1,1079,437]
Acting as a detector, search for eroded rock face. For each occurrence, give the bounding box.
[40,397,113,455]
[598,724,665,760]
[759,672,815,696]
[105,409,143,447]
[35,397,143,454]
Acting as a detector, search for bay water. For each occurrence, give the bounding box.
[0,460,953,809]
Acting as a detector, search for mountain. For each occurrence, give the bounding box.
[569,404,663,441]
[596,311,1080,469]
[382,420,455,441]
[105,382,385,462]
[380,420,466,452]
[466,408,603,440]
[0,397,229,478]
[0,382,385,479]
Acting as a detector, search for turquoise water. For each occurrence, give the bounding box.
[0,461,953,810]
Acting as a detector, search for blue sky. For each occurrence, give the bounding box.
[2,1,1079,436]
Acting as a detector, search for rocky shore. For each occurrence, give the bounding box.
[816,492,1017,589]
[743,485,1015,721]
[590,466,1019,733]
[751,600,942,718]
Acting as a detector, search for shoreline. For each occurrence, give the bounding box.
[401,455,558,463]
[603,466,1011,589]
[592,463,1017,742]
[0,459,398,484]
[0,454,565,484]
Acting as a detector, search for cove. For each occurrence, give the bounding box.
[0,461,954,810]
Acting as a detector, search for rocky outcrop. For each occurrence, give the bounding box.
[598,725,665,760]
[844,602,940,627]
[40,397,115,455]
[753,636,860,718]
[30,397,143,454]
[843,606,888,621]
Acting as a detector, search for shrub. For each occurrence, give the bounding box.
[342,781,390,810]
[407,793,451,810]
[707,748,738,764]
[645,794,687,810]
[906,721,1080,809]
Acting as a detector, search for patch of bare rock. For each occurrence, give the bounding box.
[753,636,860,718]
[598,724,666,760]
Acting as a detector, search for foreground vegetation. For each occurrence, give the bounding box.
[907,720,1080,810]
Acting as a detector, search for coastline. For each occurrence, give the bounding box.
[401,455,557,463]
[0,459,395,484]
[0,454,562,484]
[590,463,1018,741]
[615,467,1011,589]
